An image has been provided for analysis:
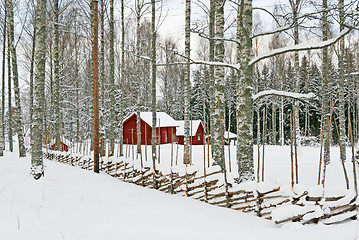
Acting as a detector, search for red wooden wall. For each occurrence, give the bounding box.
[177,123,205,145]
[122,114,177,145]
[51,142,69,152]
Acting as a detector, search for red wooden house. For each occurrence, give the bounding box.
[121,112,178,145]
[176,120,205,145]
[50,141,69,152]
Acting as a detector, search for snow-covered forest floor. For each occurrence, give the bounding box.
[1,142,359,239]
[120,143,355,190]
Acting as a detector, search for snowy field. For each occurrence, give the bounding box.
[117,143,356,192]
[1,143,359,239]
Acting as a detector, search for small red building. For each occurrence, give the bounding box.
[121,112,178,145]
[51,141,69,152]
[176,120,205,145]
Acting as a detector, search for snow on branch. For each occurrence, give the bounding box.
[173,51,240,70]
[345,71,359,76]
[139,55,186,66]
[249,28,351,66]
[192,28,241,45]
[252,25,293,39]
[189,60,240,70]
[141,52,239,69]
[252,90,315,102]
[139,55,152,61]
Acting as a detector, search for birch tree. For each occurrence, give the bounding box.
[338,0,346,161]
[109,0,115,157]
[31,0,47,179]
[212,0,225,168]
[135,0,142,156]
[7,14,13,153]
[1,8,6,154]
[53,0,61,151]
[183,0,191,164]
[6,0,26,157]
[237,0,254,181]
[151,0,157,163]
[29,13,36,139]
[119,0,125,157]
[322,0,331,166]
[209,0,215,155]
[99,0,105,156]
[290,0,301,144]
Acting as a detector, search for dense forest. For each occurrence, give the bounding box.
[0,0,359,180]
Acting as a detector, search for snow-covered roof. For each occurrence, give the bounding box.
[207,131,237,139]
[123,112,178,128]
[176,120,203,136]
[224,131,237,139]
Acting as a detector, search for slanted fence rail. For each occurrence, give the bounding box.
[44,151,357,225]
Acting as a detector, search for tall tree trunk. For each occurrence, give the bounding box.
[151,0,157,164]
[100,0,105,157]
[31,0,47,179]
[93,0,100,173]
[304,52,310,136]
[135,0,141,156]
[183,0,191,164]
[322,0,331,166]
[212,0,225,169]
[74,10,80,144]
[29,18,36,142]
[209,0,215,156]
[338,0,346,161]
[357,80,359,143]
[1,9,6,153]
[237,0,254,182]
[291,0,301,145]
[7,18,12,153]
[53,0,61,151]
[109,0,115,157]
[272,102,276,144]
[7,0,26,157]
[47,34,52,147]
[280,96,284,146]
[119,0,125,156]
[90,0,95,152]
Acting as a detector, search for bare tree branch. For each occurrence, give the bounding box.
[249,28,351,66]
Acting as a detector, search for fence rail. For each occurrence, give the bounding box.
[44,151,357,225]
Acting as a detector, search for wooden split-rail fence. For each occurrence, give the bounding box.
[44,151,358,225]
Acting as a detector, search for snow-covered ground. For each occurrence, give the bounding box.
[115,143,355,192]
[1,143,359,239]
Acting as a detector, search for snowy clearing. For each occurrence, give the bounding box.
[1,145,359,239]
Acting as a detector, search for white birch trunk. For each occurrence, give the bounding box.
[31,0,47,179]
[6,0,25,157]
[338,0,346,161]
[109,0,115,157]
[53,0,61,151]
[212,0,225,169]
[183,0,191,164]
[236,0,254,181]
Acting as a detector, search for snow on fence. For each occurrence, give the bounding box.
[43,151,358,225]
